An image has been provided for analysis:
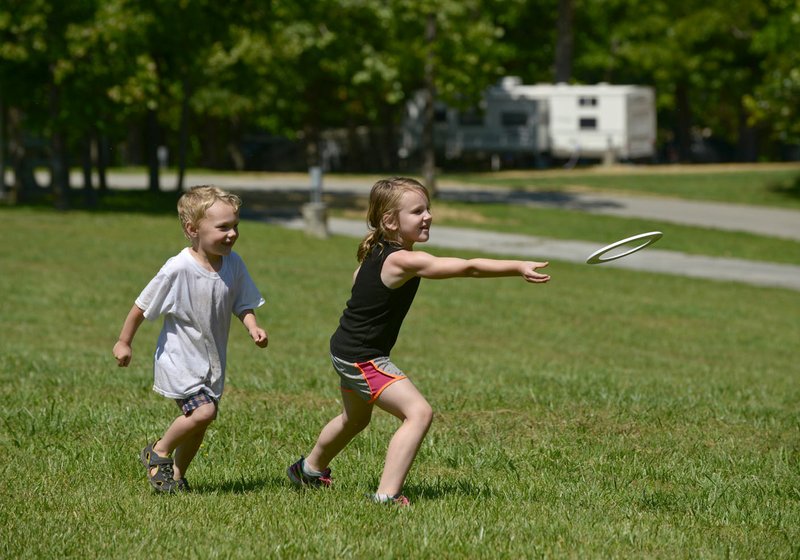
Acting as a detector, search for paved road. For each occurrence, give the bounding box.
[281,218,800,292]
[263,174,800,292]
[83,170,800,241]
[436,187,800,242]
[51,170,800,291]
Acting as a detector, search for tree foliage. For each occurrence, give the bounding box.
[0,0,797,205]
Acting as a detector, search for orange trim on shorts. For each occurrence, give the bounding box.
[356,360,406,403]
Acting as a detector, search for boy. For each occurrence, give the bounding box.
[113,185,269,493]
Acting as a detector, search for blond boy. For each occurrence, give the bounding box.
[113,186,268,492]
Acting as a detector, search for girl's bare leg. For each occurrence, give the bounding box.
[305,388,373,472]
[373,379,433,496]
[152,402,217,479]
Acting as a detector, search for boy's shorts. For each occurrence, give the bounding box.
[330,354,407,403]
[175,392,218,416]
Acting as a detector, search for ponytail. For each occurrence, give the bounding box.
[357,230,382,263]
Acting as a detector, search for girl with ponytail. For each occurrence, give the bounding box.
[288,177,551,505]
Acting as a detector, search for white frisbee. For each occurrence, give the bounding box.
[586,231,663,264]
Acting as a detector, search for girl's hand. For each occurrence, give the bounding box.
[113,340,133,367]
[251,327,269,348]
[520,261,550,283]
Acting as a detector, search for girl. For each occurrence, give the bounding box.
[287,177,550,505]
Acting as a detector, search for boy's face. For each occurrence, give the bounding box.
[188,200,240,258]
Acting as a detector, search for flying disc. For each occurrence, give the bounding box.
[586,231,663,264]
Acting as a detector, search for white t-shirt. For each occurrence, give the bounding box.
[135,247,265,399]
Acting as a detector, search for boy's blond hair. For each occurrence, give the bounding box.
[177,185,242,238]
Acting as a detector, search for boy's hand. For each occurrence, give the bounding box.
[113,340,133,367]
[251,327,269,348]
[521,261,550,283]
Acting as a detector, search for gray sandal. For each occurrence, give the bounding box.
[140,442,177,492]
[173,477,191,493]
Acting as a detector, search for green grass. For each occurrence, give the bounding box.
[445,164,800,208]
[1,203,799,559]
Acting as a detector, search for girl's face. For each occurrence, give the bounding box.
[188,200,240,262]
[385,189,432,249]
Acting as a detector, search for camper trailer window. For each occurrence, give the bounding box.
[579,117,597,130]
[579,96,598,107]
[501,112,528,126]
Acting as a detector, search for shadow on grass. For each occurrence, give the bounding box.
[191,474,286,494]
[768,173,800,201]
[2,187,368,223]
[2,187,183,215]
[402,478,497,500]
[236,189,366,223]
[438,188,624,211]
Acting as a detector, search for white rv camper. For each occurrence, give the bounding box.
[515,81,656,160]
[400,77,657,165]
[399,85,545,161]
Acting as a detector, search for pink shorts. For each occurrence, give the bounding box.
[330,354,407,403]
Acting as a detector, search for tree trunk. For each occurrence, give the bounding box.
[146,109,161,192]
[176,84,190,192]
[0,97,6,198]
[96,130,108,193]
[81,132,97,207]
[346,121,364,172]
[554,0,574,83]
[7,107,38,203]
[227,121,245,171]
[674,80,693,163]
[737,103,758,162]
[304,124,322,169]
[380,101,397,171]
[421,12,437,197]
[49,79,69,209]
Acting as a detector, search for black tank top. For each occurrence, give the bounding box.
[330,243,420,361]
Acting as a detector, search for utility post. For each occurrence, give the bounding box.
[302,165,329,238]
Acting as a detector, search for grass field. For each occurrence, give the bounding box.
[447,164,800,208]
[1,168,799,558]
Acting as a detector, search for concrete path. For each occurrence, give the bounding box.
[281,217,800,292]
[215,171,799,291]
[436,186,800,242]
[42,170,800,291]
[73,170,800,241]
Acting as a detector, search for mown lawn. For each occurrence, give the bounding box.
[446,164,800,208]
[1,192,798,558]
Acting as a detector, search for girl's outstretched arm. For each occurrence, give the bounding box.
[382,250,550,287]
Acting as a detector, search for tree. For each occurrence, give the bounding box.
[388,0,510,192]
[554,0,575,82]
[494,0,560,84]
[0,0,87,207]
[745,0,800,148]
[564,0,770,162]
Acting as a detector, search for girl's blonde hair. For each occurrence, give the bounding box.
[356,177,430,262]
[177,185,241,239]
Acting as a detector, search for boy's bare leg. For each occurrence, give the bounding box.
[373,379,433,496]
[305,389,373,472]
[172,424,209,480]
[152,402,217,479]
